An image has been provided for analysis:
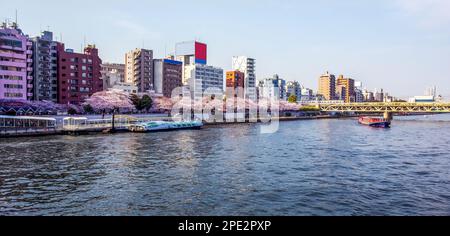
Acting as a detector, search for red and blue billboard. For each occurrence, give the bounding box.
[195,42,207,65]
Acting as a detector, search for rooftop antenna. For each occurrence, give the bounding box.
[15,9,18,25]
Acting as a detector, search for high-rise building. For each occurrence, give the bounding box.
[336,85,347,101]
[101,63,125,90]
[125,48,153,92]
[30,31,58,102]
[175,41,207,65]
[374,88,384,102]
[226,70,245,98]
[318,71,336,101]
[184,64,223,100]
[232,56,256,100]
[363,89,374,102]
[57,44,103,104]
[275,75,286,101]
[0,22,33,101]
[355,88,364,103]
[336,75,355,103]
[175,41,208,86]
[153,59,183,97]
[286,81,301,101]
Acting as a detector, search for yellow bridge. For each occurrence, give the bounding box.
[319,102,450,120]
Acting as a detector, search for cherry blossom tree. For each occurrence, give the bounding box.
[279,100,301,111]
[151,96,174,112]
[0,99,67,115]
[83,90,135,112]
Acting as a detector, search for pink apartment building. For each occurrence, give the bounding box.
[0,22,33,100]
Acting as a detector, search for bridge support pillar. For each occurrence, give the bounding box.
[384,111,393,121]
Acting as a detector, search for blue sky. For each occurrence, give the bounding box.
[1,0,450,98]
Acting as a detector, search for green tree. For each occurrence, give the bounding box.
[83,104,94,114]
[68,107,78,115]
[140,95,153,112]
[288,95,298,103]
[130,94,142,111]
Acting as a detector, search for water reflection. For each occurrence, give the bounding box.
[1,115,450,215]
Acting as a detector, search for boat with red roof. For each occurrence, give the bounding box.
[358,116,391,128]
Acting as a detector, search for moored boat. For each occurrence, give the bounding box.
[358,116,391,128]
[128,121,203,132]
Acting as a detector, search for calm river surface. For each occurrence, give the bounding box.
[1,115,450,216]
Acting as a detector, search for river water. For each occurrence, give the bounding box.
[1,115,450,216]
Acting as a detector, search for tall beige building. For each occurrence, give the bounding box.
[125,48,153,92]
[336,75,355,103]
[318,71,336,100]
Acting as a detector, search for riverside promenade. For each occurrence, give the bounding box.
[0,114,170,138]
[0,113,339,138]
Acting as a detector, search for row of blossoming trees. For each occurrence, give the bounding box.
[1,90,313,116]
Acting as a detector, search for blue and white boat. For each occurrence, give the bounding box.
[128,121,203,132]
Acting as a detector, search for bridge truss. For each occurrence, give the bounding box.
[319,103,450,113]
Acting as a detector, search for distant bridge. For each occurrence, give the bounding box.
[319,102,450,120]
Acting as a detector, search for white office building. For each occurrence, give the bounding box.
[109,83,138,94]
[232,56,256,100]
[184,64,224,100]
[257,75,286,100]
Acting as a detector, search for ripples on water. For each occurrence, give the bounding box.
[1,115,450,216]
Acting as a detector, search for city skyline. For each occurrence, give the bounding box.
[1,0,450,98]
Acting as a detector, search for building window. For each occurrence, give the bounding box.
[0,39,22,48]
[4,93,23,98]
[0,75,23,80]
[4,84,23,89]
